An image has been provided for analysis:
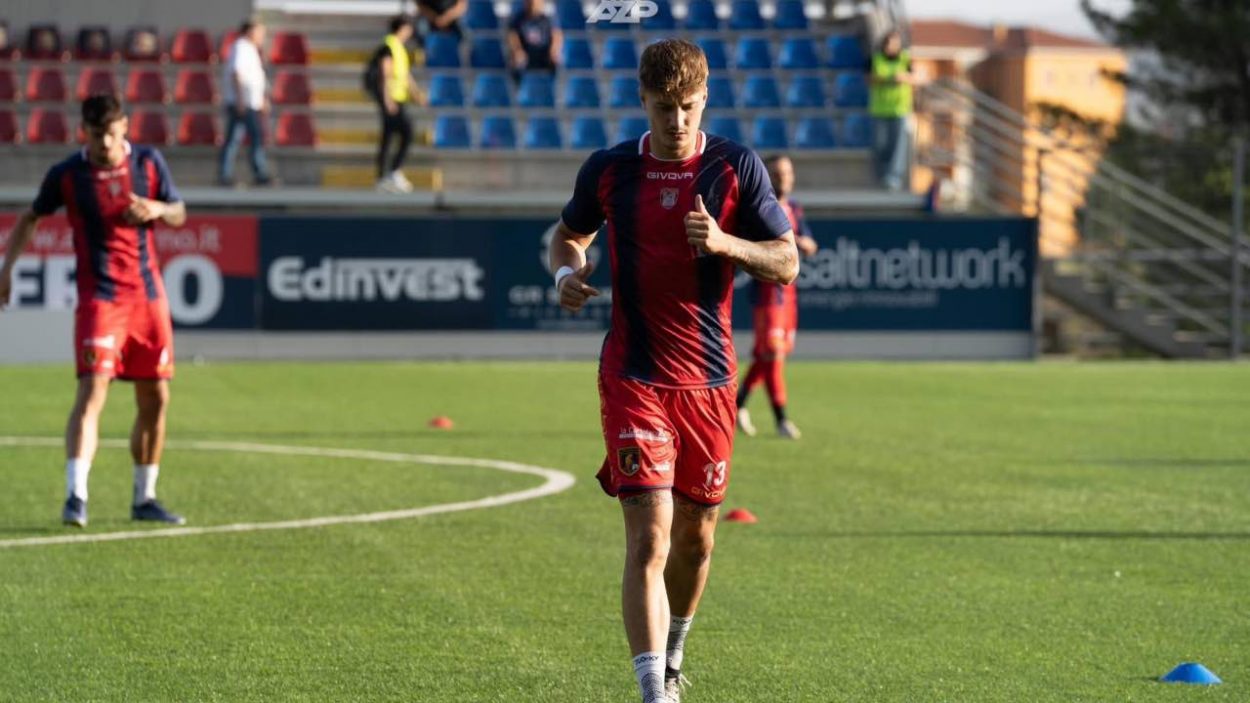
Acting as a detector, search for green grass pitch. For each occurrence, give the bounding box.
[0,361,1247,701]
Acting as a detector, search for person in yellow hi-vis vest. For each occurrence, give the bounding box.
[870,30,914,192]
[368,15,426,193]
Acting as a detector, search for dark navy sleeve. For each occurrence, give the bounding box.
[560,150,607,235]
[149,149,183,203]
[734,149,791,241]
[31,164,64,216]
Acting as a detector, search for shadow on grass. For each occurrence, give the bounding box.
[798,530,1250,541]
[1094,459,1250,469]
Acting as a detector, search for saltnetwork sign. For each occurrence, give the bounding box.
[799,237,1029,291]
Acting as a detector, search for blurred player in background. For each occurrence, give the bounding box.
[551,39,798,703]
[736,154,819,440]
[0,95,188,528]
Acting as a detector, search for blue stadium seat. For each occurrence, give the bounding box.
[517,72,556,108]
[429,74,466,107]
[841,112,872,148]
[557,0,587,30]
[696,37,729,71]
[742,75,780,108]
[785,75,826,108]
[833,72,868,108]
[706,76,735,109]
[466,0,499,30]
[779,37,820,70]
[684,0,720,30]
[641,0,677,31]
[470,36,507,69]
[609,76,640,108]
[706,116,742,143]
[728,0,765,30]
[434,114,471,148]
[525,116,563,149]
[571,115,608,149]
[795,117,836,149]
[562,37,594,69]
[425,32,461,68]
[615,115,649,143]
[751,115,788,150]
[603,37,638,70]
[734,37,772,70]
[481,115,517,149]
[563,75,601,108]
[773,0,809,29]
[827,35,864,70]
[473,73,511,107]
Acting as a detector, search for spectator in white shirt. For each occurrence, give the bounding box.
[218,19,273,186]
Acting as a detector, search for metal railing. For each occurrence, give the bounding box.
[917,78,1248,357]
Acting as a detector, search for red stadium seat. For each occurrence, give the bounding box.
[74,26,115,61]
[177,111,220,146]
[76,67,119,101]
[125,69,167,104]
[174,69,216,104]
[123,26,163,63]
[27,109,69,143]
[272,71,311,105]
[25,67,68,102]
[171,28,214,63]
[219,30,239,62]
[128,110,170,145]
[0,68,16,101]
[24,24,67,61]
[276,112,316,146]
[0,110,18,142]
[269,32,309,65]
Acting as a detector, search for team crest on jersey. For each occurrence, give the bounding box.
[82,348,97,366]
[660,188,679,209]
[617,447,642,476]
[108,180,122,197]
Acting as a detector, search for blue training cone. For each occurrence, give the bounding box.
[1160,662,1222,685]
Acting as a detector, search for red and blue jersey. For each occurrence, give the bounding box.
[751,199,810,310]
[31,143,182,303]
[562,131,792,389]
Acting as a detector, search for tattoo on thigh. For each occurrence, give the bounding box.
[675,495,720,522]
[620,491,672,508]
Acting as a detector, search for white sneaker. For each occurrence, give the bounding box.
[777,419,802,440]
[391,170,414,192]
[736,408,757,437]
[376,176,402,193]
[665,673,690,703]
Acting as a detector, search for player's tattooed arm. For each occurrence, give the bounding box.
[724,232,800,285]
[551,220,601,312]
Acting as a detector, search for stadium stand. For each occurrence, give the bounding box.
[123,26,163,63]
[615,115,648,142]
[609,75,639,109]
[434,113,471,148]
[752,115,788,149]
[563,75,600,108]
[602,37,638,70]
[25,66,67,102]
[735,36,772,70]
[517,72,556,108]
[276,112,317,147]
[425,32,461,68]
[0,109,17,143]
[176,69,218,104]
[469,36,506,70]
[794,116,836,149]
[827,34,865,69]
[706,115,742,143]
[570,115,607,149]
[177,111,220,146]
[0,21,15,60]
[786,74,826,108]
[562,37,594,69]
[74,26,114,61]
[466,0,499,30]
[171,28,214,63]
[834,72,869,108]
[125,69,167,104]
[24,24,66,61]
[473,73,511,107]
[697,37,729,71]
[773,0,809,30]
[728,0,765,31]
[556,0,587,30]
[429,73,465,107]
[76,67,119,101]
[841,112,872,148]
[742,74,781,108]
[273,70,311,105]
[129,109,170,145]
[779,37,820,70]
[270,31,310,65]
[480,114,517,149]
[26,108,68,144]
[0,67,18,102]
[640,2,677,31]
[684,0,720,30]
[706,75,735,108]
[524,116,562,149]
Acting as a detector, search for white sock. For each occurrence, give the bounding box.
[134,464,159,505]
[632,652,667,703]
[666,616,694,673]
[66,458,91,501]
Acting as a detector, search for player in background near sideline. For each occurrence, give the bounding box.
[0,94,188,528]
[735,154,819,440]
[550,39,798,703]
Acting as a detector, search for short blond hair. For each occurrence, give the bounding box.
[639,39,708,98]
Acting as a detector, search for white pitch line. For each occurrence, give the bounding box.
[0,436,576,549]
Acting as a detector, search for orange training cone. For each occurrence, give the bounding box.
[428,416,454,430]
[724,508,757,523]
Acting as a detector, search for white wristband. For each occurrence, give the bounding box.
[554,265,576,290]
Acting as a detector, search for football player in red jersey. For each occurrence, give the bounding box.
[735,154,819,440]
[0,94,188,528]
[550,40,798,703]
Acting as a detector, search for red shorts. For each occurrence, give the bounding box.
[752,305,797,359]
[75,298,175,380]
[595,374,737,505]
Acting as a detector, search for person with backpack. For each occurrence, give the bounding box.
[367,15,425,193]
